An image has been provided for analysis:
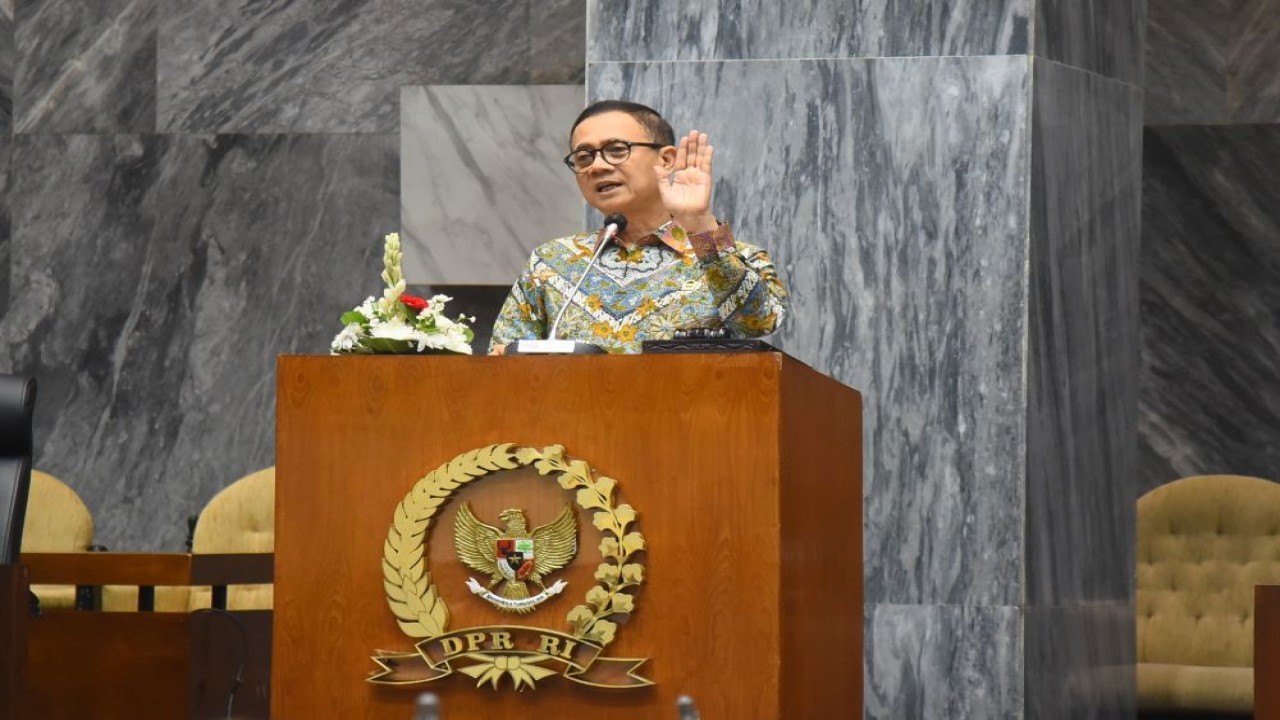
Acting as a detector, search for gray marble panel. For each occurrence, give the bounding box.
[865,604,1022,720]
[0,0,11,134]
[1024,603,1136,719]
[531,0,586,84]
[159,0,584,134]
[1232,0,1280,122]
[400,85,584,284]
[0,133,398,550]
[1139,125,1280,495]
[0,137,9,317]
[590,56,1031,606]
[1144,0,1234,124]
[13,0,155,134]
[1145,0,1280,124]
[1036,0,1143,84]
[586,0,1030,62]
[1026,60,1142,605]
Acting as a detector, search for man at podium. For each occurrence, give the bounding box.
[489,100,789,354]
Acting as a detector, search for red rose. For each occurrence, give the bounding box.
[400,294,430,311]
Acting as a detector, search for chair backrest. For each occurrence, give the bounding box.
[1138,474,1280,667]
[0,376,36,565]
[20,471,94,553]
[188,467,275,610]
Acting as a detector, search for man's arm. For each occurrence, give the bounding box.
[488,255,547,354]
[657,129,788,336]
[686,225,789,337]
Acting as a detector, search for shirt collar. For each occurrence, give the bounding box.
[595,220,693,256]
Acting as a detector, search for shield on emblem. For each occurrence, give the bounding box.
[496,538,536,580]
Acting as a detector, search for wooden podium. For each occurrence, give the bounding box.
[275,352,862,719]
[1258,585,1280,719]
[1,565,28,720]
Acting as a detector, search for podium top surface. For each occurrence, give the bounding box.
[278,349,857,394]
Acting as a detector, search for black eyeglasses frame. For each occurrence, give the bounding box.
[563,140,667,173]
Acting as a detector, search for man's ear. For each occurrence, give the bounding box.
[657,145,678,170]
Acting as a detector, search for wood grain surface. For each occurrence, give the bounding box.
[1258,585,1280,719]
[24,609,271,719]
[0,565,28,720]
[274,353,862,719]
[21,552,272,586]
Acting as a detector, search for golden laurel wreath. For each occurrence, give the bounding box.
[382,443,646,648]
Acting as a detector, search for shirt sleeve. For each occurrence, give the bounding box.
[488,252,548,353]
[685,224,789,338]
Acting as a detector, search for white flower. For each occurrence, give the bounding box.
[369,318,419,341]
[334,233,477,355]
[330,322,364,353]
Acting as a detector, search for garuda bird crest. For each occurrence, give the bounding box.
[454,503,578,614]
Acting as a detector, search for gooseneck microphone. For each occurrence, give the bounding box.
[547,213,628,340]
[412,692,440,720]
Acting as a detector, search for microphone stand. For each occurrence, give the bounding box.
[511,215,627,355]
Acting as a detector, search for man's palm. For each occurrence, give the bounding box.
[656,130,714,220]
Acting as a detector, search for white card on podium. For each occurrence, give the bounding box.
[513,339,580,354]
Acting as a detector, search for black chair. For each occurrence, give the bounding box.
[0,375,36,565]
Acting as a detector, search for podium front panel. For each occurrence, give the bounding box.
[275,353,861,718]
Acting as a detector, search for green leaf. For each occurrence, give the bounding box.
[566,605,594,630]
[592,511,617,534]
[608,594,634,614]
[620,563,645,584]
[340,311,367,326]
[586,586,610,611]
[576,488,607,511]
[593,476,616,503]
[594,563,620,584]
[555,471,584,489]
[613,504,637,531]
[599,537,620,559]
[361,337,416,354]
[621,532,646,556]
[589,620,617,645]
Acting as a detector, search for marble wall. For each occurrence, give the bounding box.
[1139,0,1280,495]
[1024,58,1142,718]
[0,0,584,550]
[588,0,1141,717]
[400,84,584,284]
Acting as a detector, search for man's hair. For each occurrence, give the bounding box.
[570,100,675,147]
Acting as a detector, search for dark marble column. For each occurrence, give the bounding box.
[589,1,1141,717]
[1139,0,1280,496]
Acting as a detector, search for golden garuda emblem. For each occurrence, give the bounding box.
[370,444,651,691]
[454,503,578,613]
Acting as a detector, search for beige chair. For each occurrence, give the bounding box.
[1138,474,1280,715]
[104,468,276,613]
[105,467,276,613]
[21,470,94,609]
[187,466,274,610]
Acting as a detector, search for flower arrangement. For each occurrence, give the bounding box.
[330,233,475,355]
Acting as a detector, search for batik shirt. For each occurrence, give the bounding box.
[489,221,788,354]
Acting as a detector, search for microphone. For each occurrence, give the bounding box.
[549,213,626,340]
[511,214,627,355]
[677,694,701,720]
[412,692,440,720]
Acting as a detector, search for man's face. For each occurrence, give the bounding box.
[569,111,674,216]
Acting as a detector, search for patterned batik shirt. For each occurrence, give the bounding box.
[489,221,789,354]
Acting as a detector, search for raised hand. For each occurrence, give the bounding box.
[655,130,717,234]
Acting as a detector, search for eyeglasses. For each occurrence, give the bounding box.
[563,140,665,174]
